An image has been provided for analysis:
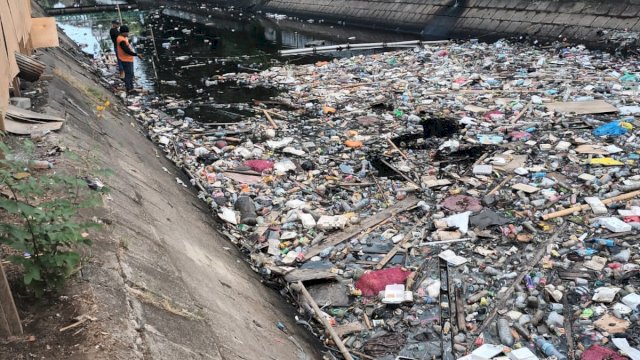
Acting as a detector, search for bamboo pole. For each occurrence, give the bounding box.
[116,4,123,25]
[263,110,278,129]
[294,281,354,360]
[541,190,640,220]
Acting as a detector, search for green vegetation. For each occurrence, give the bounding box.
[0,140,102,297]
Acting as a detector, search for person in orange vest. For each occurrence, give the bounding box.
[116,25,143,95]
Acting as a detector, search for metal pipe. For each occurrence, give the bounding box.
[279,40,449,56]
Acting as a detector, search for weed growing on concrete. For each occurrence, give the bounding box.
[0,140,101,297]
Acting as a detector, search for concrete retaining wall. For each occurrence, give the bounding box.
[258,0,640,45]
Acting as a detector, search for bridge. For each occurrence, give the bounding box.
[44,0,138,15]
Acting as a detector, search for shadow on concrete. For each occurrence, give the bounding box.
[421,0,468,38]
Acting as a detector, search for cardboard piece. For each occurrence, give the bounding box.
[575,144,609,155]
[512,183,539,193]
[546,100,618,114]
[4,118,63,135]
[593,313,630,333]
[30,17,58,49]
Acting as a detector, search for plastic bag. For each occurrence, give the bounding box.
[593,120,629,137]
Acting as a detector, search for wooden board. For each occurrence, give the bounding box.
[7,0,26,44]
[7,105,65,122]
[334,322,366,337]
[0,0,21,78]
[283,269,338,283]
[0,22,9,131]
[0,262,22,336]
[5,118,63,135]
[302,196,419,261]
[546,100,618,115]
[222,171,261,184]
[30,17,58,49]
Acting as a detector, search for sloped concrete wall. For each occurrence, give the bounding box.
[259,0,640,45]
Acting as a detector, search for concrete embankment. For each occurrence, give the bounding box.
[253,0,640,47]
[27,3,321,359]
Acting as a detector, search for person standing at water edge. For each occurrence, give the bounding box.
[116,25,143,95]
[109,20,124,79]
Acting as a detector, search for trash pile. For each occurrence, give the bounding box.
[126,39,640,360]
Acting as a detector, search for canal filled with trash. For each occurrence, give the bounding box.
[54,4,640,360]
[56,6,424,123]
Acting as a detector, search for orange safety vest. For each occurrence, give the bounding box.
[116,35,134,63]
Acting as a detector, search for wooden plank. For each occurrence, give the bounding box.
[334,322,366,338]
[375,220,422,270]
[222,171,261,184]
[4,118,63,135]
[7,105,65,122]
[0,262,22,337]
[295,282,354,360]
[302,196,419,261]
[473,224,566,337]
[283,269,338,283]
[0,0,21,78]
[546,100,618,115]
[0,25,8,132]
[30,17,59,49]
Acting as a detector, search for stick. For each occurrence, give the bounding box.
[562,282,575,360]
[419,238,472,246]
[375,221,422,269]
[265,109,287,119]
[336,182,376,187]
[60,318,87,332]
[487,175,513,196]
[378,157,419,187]
[116,4,123,25]
[263,110,278,129]
[541,190,640,220]
[295,282,354,360]
[511,100,531,123]
[302,196,419,261]
[387,138,408,160]
[473,224,566,337]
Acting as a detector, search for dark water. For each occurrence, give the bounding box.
[56,5,430,122]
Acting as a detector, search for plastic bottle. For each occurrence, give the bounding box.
[587,238,615,247]
[575,248,597,256]
[497,318,514,346]
[483,266,502,276]
[29,160,53,169]
[534,336,567,360]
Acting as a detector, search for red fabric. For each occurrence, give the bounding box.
[624,216,640,223]
[355,267,413,297]
[581,345,627,360]
[244,160,273,172]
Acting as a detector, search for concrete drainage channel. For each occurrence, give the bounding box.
[53,2,640,360]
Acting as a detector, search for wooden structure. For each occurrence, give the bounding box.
[0,262,22,337]
[0,0,60,335]
[0,1,59,131]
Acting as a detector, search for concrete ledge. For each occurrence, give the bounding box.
[258,0,640,47]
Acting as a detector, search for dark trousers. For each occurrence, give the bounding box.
[114,45,124,71]
[122,61,134,91]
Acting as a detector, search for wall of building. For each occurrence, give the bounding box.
[257,0,640,46]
